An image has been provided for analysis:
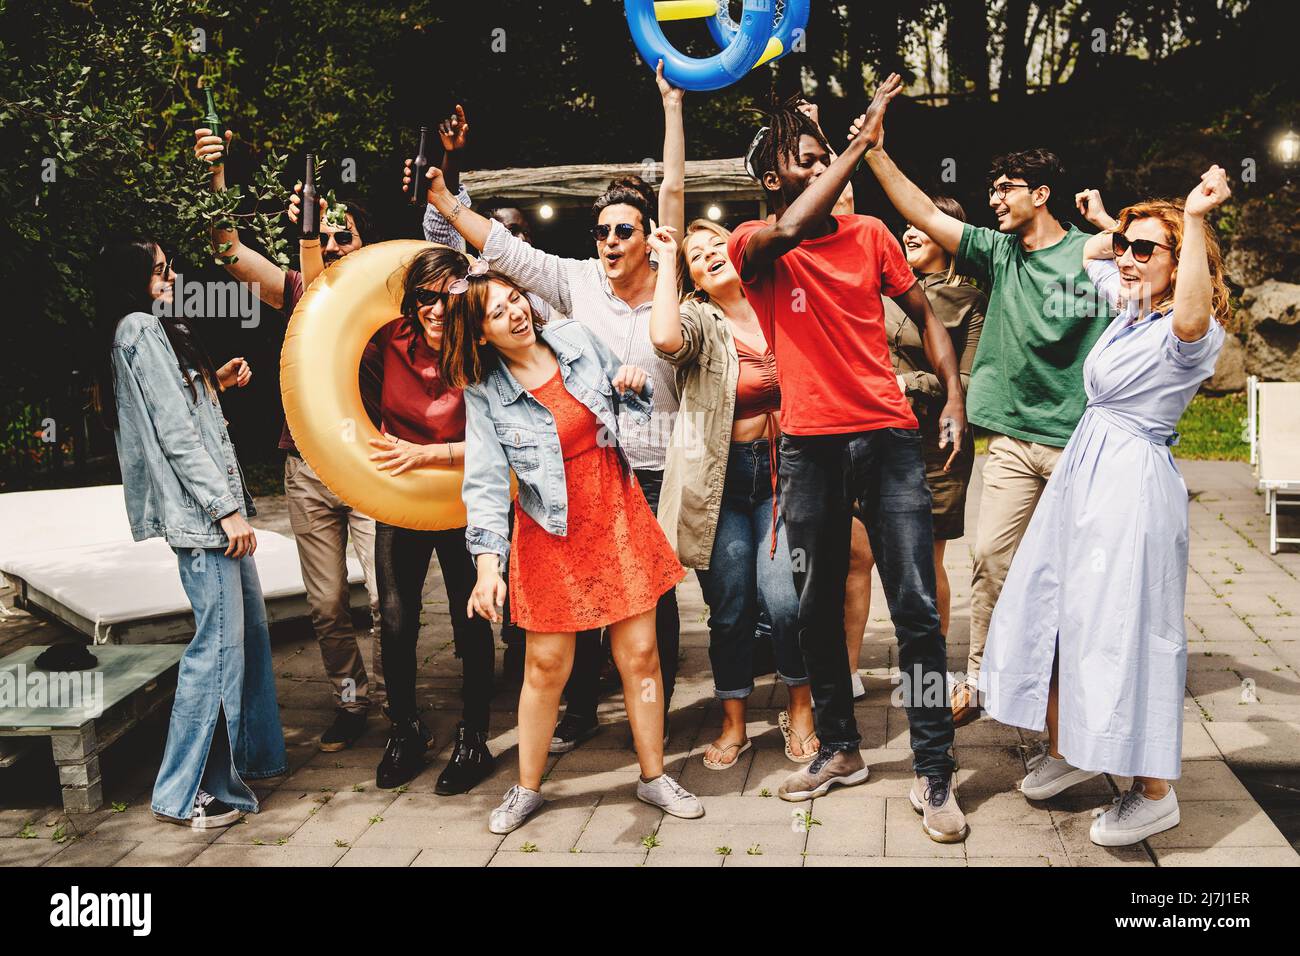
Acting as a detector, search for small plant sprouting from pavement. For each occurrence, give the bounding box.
[715,845,732,856]
[520,842,539,853]
[641,833,662,849]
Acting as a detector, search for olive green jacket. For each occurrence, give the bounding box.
[654,297,739,570]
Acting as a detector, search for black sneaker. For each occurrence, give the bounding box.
[435,722,495,795]
[319,709,368,752]
[153,789,241,829]
[376,717,430,789]
[549,712,600,754]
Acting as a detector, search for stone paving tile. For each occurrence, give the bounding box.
[1203,719,1300,768]
[502,795,596,853]
[43,839,138,867]
[411,848,495,866]
[351,793,505,850]
[213,789,320,845]
[954,745,1029,796]
[0,837,65,866]
[289,789,399,847]
[85,809,223,845]
[968,856,1057,866]
[722,851,805,867]
[1152,846,1300,867]
[963,821,1068,862]
[655,820,806,857]
[642,851,724,867]
[336,846,420,867]
[189,843,348,867]
[489,851,646,867]
[1181,722,1222,760]
[805,855,965,867]
[883,797,965,859]
[570,797,664,854]
[1146,799,1291,849]
[114,842,208,867]
[803,793,885,856]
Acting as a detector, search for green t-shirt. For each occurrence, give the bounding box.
[956,222,1111,446]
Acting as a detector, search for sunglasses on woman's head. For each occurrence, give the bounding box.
[1112,233,1171,263]
[445,257,490,295]
[591,222,637,243]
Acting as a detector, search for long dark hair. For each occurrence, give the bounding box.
[398,246,471,363]
[93,239,218,430]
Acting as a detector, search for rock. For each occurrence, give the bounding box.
[1205,333,1247,393]
[1241,280,1300,381]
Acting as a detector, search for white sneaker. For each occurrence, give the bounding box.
[850,672,866,701]
[636,774,704,819]
[488,784,544,834]
[1090,784,1180,846]
[1020,750,1100,800]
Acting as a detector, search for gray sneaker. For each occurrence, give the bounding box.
[909,773,969,843]
[778,748,869,802]
[1090,784,1180,846]
[488,784,544,834]
[1020,750,1100,801]
[636,774,704,819]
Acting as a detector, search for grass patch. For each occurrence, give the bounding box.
[970,392,1248,462]
[1174,393,1248,461]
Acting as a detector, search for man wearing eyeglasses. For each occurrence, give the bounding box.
[193,125,392,754]
[859,99,1113,729]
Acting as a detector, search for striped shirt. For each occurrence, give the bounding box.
[478,219,679,470]
[420,185,473,251]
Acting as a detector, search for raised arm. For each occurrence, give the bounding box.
[863,147,964,256]
[194,128,289,310]
[1173,165,1231,343]
[740,74,903,280]
[656,61,686,237]
[646,225,688,357]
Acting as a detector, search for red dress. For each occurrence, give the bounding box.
[508,368,685,632]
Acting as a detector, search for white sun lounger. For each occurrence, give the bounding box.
[0,485,369,643]
[1247,376,1300,554]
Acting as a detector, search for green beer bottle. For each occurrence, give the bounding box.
[201,83,222,167]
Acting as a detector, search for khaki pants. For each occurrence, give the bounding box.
[284,454,383,713]
[967,433,1063,682]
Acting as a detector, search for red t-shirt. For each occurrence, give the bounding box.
[729,215,919,435]
[370,318,466,445]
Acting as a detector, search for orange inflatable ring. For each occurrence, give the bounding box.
[281,240,472,531]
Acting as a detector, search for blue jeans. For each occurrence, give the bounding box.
[695,440,807,699]
[152,549,287,819]
[778,429,954,777]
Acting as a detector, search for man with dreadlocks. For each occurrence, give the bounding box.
[728,74,970,843]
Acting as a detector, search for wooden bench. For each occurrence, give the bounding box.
[0,645,185,812]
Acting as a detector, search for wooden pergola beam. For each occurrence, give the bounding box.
[461,157,760,203]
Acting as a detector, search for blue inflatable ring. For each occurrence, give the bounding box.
[708,0,809,67]
[624,0,775,92]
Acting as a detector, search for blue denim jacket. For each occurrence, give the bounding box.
[111,311,254,549]
[462,319,653,563]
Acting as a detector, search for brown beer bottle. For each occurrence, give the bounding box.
[409,126,430,205]
[301,154,320,239]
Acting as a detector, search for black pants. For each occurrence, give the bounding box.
[778,429,954,777]
[374,522,494,732]
[562,468,680,717]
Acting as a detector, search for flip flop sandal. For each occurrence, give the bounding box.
[779,710,818,763]
[702,739,752,771]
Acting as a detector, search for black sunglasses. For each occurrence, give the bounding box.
[324,230,354,246]
[1112,233,1171,263]
[591,222,637,242]
[411,288,448,308]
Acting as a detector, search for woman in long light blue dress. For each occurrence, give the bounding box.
[978,167,1234,847]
